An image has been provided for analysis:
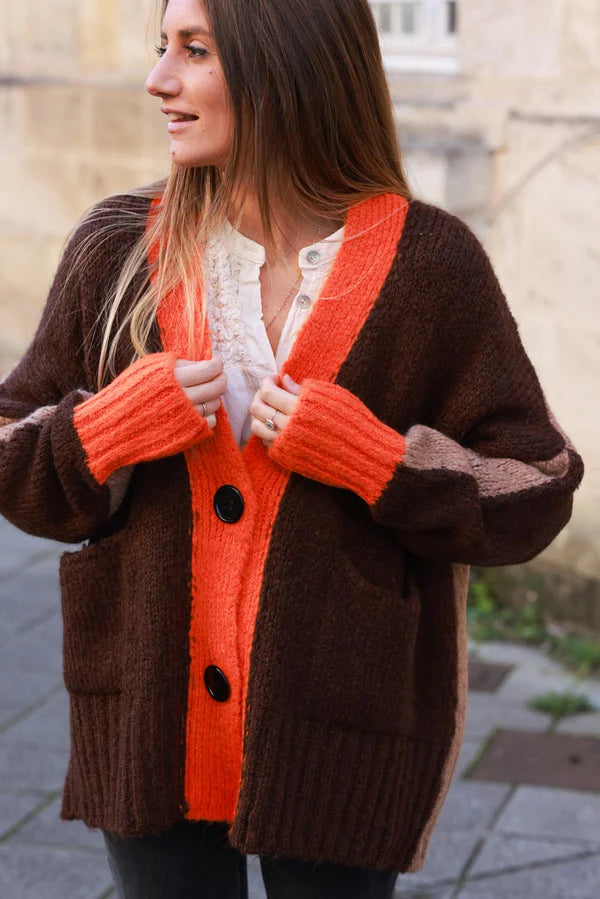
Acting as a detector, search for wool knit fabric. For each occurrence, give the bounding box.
[0,189,585,874]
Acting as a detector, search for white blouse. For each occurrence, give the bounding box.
[202,216,346,448]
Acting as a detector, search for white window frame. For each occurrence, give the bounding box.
[370,1,460,74]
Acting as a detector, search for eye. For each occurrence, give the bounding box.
[153,44,208,59]
[186,45,209,58]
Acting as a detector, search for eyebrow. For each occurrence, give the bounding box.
[160,27,213,39]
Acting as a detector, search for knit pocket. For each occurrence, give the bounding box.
[302,548,422,733]
[59,535,123,694]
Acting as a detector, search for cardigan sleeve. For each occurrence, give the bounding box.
[0,203,212,544]
[267,220,585,567]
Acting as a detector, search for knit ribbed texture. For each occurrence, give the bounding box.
[73,350,212,486]
[268,377,405,505]
[1,189,584,875]
[227,707,449,872]
[144,191,413,828]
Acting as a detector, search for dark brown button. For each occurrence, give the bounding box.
[213,485,244,523]
[204,665,230,702]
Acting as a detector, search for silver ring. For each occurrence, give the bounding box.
[264,409,278,430]
[200,401,207,417]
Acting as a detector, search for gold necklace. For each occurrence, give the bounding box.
[263,221,325,331]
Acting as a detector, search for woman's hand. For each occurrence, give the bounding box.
[250,372,302,447]
[174,355,227,428]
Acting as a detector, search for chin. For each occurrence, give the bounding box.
[169,144,225,168]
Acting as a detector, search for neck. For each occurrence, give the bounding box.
[227,189,345,265]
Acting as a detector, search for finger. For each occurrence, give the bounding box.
[249,392,290,427]
[250,415,279,444]
[174,353,222,369]
[206,413,217,429]
[281,372,302,395]
[185,372,228,404]
[193,397,221,417]
[174,356,224,387]
[259,377,299,416]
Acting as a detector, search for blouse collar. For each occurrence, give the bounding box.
[219,216,346,269]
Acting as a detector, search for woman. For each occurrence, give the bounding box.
[0,0,584,897]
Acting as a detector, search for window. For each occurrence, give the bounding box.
[370,0,459,73]
[372,2,423,36]
[446,1,458,35]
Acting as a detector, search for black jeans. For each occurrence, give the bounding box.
[102,819,399,899]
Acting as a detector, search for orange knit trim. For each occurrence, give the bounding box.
[144,191,410,824]
[268,378,406,504]
[73,350,211,486]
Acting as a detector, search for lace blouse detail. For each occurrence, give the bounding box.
[203,231,256,370]
[201,216,346,447]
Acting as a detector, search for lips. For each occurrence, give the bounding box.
[162,106,199,121]
[167,117,198,134]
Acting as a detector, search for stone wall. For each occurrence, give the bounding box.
[1,1,598,595]
[391,0,599,588]
[0,0,166,366]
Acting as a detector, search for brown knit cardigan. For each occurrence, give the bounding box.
[0,189,585,873]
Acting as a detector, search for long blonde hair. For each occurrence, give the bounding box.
[65,0,413,391]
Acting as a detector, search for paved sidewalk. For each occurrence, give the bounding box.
[1,515,599,897]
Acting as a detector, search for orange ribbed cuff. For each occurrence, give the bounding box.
[73,351,211,485]
[268,378,405,505]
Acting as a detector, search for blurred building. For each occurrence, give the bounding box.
[376,0,599,609]
[1,2,598,608]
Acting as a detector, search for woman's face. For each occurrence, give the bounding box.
[145,0,232,167]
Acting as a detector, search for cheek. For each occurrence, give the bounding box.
[194,74,230,129]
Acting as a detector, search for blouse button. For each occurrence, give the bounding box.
[306,249,320,264]
[296,294,311,309]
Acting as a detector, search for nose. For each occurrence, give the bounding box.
[145,54,181,99]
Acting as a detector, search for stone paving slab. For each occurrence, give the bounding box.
[470,639,600,710]
[494,663,584,704]
[0,543,62,586]
[1,522,599,897]
[18,608,64,660]
[393,783,512,892]
[468,659,514,692]
[0,700,22,720]
[463,691,552,740]
[11,796,107,853]
[468,640,560,668]
[453,739,483,778]
[0,790,49,840]
[492,785,600,844]
[0,521,61,578]
[468,831,599,877]
[456,850,600,898]
[0,689,69,752]
[392,826,482,890]
[556,711,600,736]
[0,663,61,708]
[0,568,59,647]
[2,629,64,678]
[0,740,69,793]
[435,780,511,832]
[0,842,113,899]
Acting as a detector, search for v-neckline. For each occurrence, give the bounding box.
[220,215,347,373]
[146,192,410,469]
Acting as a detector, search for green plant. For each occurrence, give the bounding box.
[547,633,600,679]
[466,572,600,680]
[528,690,596,719]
